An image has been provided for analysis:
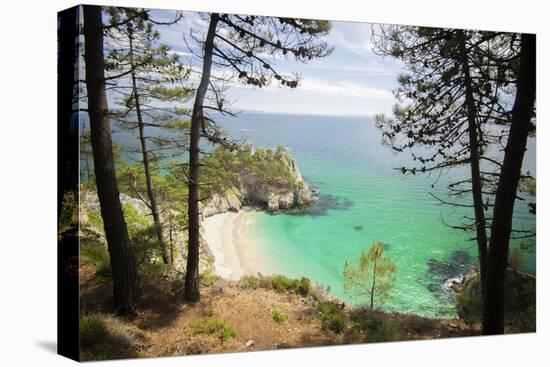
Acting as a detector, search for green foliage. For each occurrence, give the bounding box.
[199,145,300,198]
[269,275,312,296]
[59,190,78,233]
[122,203,149,238]
[508,244,528,272]
[317,302,347,333]
[455,292,482,323]
[80,242,109,267]
[348,310,400,342]
[80,315,108,348]
[240,275,262,289]
[147,86,192,101]
[86,211,104,231]
[343,242,397,310]
[118,161,189,224]
[271,308,287,324]
[519,172,536,196]
[363,319,398,342]
[80,241,112,282]
[192,317,236,342]
[239,274,312,296]
[199,268,220,287]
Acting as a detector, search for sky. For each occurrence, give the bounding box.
[141,9,405,117]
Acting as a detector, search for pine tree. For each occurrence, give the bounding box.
[83,5,140,315]
[183,13,333,302]
[372,26,526,322]
[373,26,536,334]
[343,242,397,310]
[103,7,192,265]
[483,33,536,334]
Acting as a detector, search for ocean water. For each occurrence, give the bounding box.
[214,112,536,317]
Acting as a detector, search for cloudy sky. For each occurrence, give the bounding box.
[148,9,404,117]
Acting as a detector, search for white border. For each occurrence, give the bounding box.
[1,0,546,366]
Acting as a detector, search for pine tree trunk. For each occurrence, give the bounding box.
[483,33,536,335]
[84,5,140,315]
[458,30,488,305]
[370,258,377,310]
[128,33,170,265]
[184,14,220,302]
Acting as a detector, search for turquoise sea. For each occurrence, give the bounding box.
[213,112,536,318]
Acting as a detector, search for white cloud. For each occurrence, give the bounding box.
[296,78,394,99]
[327,22,375,57]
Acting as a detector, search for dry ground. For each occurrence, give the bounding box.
[79,260,481,361]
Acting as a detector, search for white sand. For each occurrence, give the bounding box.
[202,208,269,280]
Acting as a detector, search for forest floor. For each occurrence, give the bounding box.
[79,260,481,361]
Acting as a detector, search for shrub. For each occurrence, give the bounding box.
[192,318,236,343]
[455,291,482,323]
[80,315,108,348]
[269,275,312,296]
[350,313,399,342]
[317,302,347,333]
[122,203,149,238]
[80,242,109,267]
[80,242,111,283]
[366,319,399,342]
[239,274,312,296]
[200,268,220,287]
[171,277,185,294]
[95,263,112,281]
[296,277,312,296]
[327,313,347,333]
[271,308,287,324]
[86,211,104,231]
[240,275,261,289]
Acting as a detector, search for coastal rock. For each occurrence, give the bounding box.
[201,188,244,217]
[201,148,314,217]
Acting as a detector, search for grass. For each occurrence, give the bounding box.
[271,308,287,324]
[80,314,108,348]
[80,241,112,283]
[80,241,109,267]
[79,313,145,361]
[192,317,236,343]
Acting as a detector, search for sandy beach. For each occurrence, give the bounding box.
[202,208,270,280]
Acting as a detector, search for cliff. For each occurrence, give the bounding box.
[201,145,315,217]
